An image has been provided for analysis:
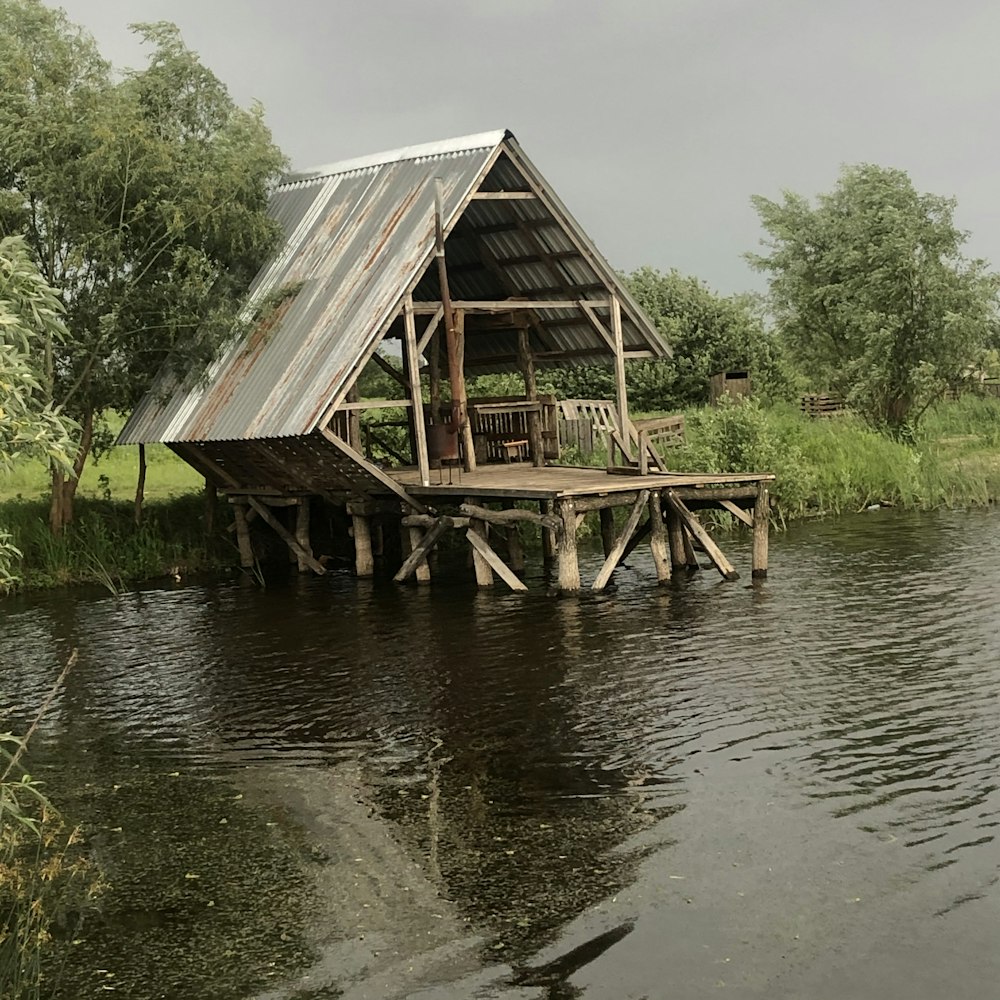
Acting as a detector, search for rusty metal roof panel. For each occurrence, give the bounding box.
[120,132,505,444]
[120,128,668,445]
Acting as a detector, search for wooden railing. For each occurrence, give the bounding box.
[556,399,685,472]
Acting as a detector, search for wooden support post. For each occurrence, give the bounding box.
[752,484,770,579]
[352,514,374,578]
[246,497,326,575]
[454,310,476,471]
[681,526,699,568]
[345,383,363,452]
[435,179,475,473]
[203,479,217,544]
[506,525,525,573]
[408,526,432,583]
[665,492,739,581]
[429,325,443,425]
[610,294,630,452]
[294,499,312,573]
[599,507,616,558]
[648,491,671,584]
[466,529,528,592]
[592,490,649,591]
[556,498,581,592]
[234,503,254,569]
[666,503,688,570]
[518,327,545,467]
[541,500,557,564]
[466,497,494,587]
[403,295,431,486]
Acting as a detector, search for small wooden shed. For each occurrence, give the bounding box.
[709,370,751,405]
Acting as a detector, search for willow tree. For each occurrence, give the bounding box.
[0,237,76,589]
[0,2,286,530]
[749,165,999,433]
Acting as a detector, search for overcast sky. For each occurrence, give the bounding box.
[56,0,1000,295]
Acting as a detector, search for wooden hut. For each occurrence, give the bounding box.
[120,130,772,590]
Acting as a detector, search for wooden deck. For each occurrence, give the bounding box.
[390,463,774,501]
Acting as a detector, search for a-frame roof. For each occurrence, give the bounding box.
[120,129,669,445]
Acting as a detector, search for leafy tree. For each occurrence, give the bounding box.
[749,164,1000,433]
[623,267,792,409]
[0,236,76,589]
[0,2,286,531]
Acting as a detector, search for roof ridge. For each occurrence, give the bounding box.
[285,129,510,184]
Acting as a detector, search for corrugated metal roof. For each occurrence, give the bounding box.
[120,129,668,444]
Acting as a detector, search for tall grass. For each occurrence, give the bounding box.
[662,396,1000,519]
[1,494,233,591]
[1,653,101,1000]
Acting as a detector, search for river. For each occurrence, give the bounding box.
[2,507,999,999]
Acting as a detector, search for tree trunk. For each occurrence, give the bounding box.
[134,444,146,526]
[49,407,94,535]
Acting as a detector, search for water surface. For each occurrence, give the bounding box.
[2,508,999,999]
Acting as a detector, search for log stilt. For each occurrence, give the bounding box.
[541,500,557,564]
[408,526,431,583]
[620,517,651,562]
[395,518,450,582]
[592,490,649,591]
[666,503,688,570]
[665,492,739,581]
[599,507,616,559]
[506,525,525,573]
[352,514,374,577]
[466,498,494,587]
[556,498,580,592]
[234,503,254,569]
[681,525,699,568]
[247,497,326,575]
[752,484,770,579]
[466,529,528,592]
[648,490,671,584]
[294,500,312,573]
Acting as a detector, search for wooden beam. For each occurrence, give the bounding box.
[411,299,612,314]
[466,529,528,591]
[246,496,326,575]
[458,503,561,533]
[469,191,537,200]
[720,499,754,528]
[592,490,649,591]
[172,442,241,489]
[370,352,410,391]
[394,517,451,582]
[665,491,739,581]
[415,306,445,357]
[403,295,431,487]
[318,426,427,513]
[339,398,412,411]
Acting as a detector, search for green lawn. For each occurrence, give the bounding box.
[1,440,203,503]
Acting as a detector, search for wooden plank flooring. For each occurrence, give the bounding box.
[390,463,775,500]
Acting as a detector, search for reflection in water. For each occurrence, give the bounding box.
[1,508,999,997]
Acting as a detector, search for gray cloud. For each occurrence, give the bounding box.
[56,0,1000,293]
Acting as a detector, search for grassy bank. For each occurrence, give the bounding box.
[2,397,998,592]
[664,395,1000,519]
[1,494,233,591]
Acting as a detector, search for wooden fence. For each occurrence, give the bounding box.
[800,393,846,418]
